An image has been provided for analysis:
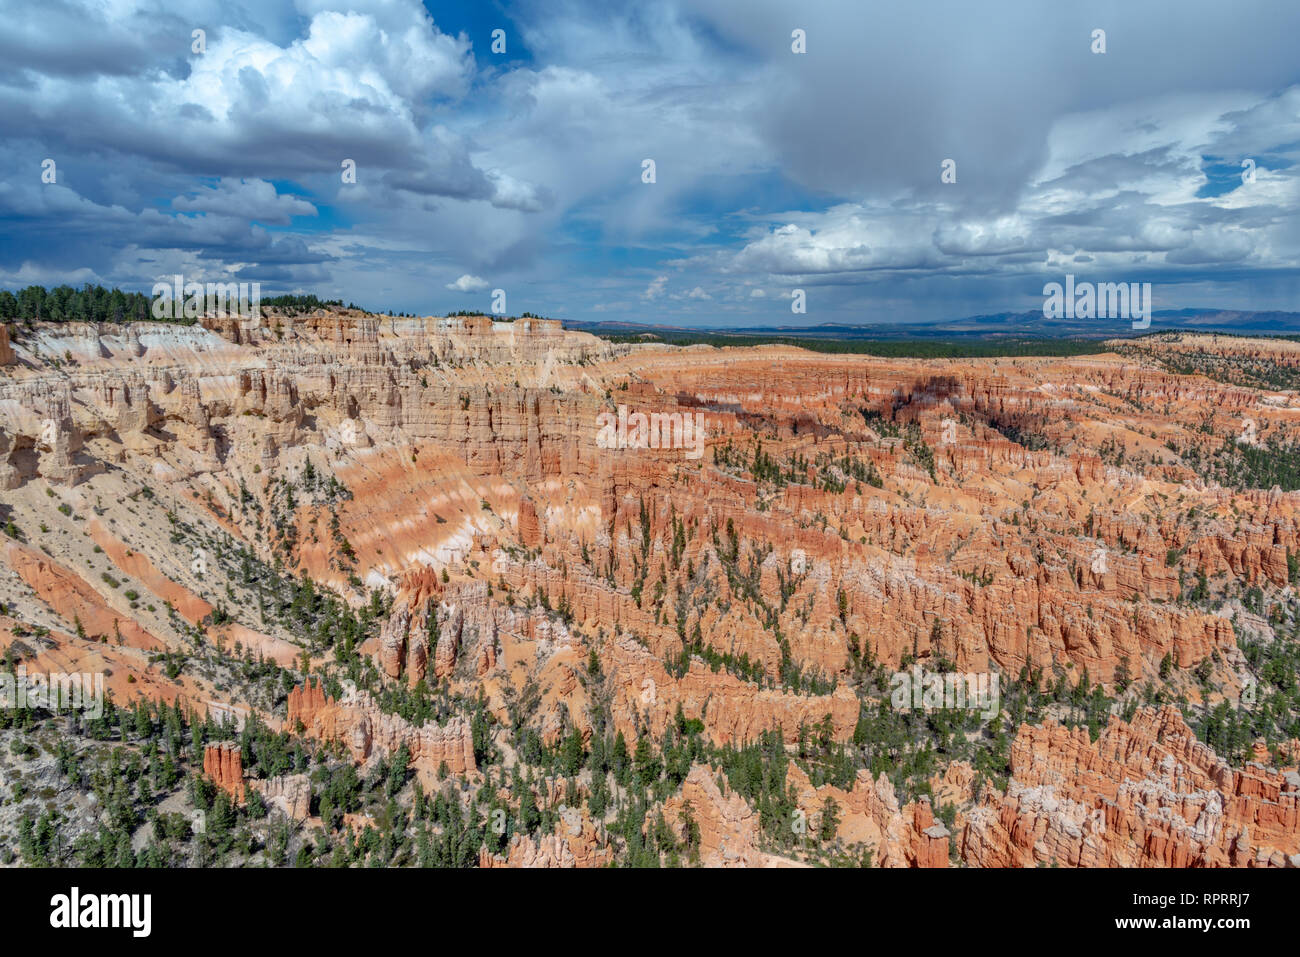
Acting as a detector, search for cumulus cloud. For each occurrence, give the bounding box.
[172,178,317,225]
[718,84,1300,302]
[642,275,668,300]
[446,274,489,292]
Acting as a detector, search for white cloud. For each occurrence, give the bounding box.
[720,85,1300,288]
[446,274,489,293]
[642,275,668,300]
[172,178,317,225]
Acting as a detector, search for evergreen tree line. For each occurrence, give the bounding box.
[1,284,158,324]
[0,285,361,325]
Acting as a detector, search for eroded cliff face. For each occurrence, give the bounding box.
[783,763,951,867]
[961,706,1299,868]
[662,765,767,867]
[287,680,476,785]
[478,813,614,868]
[1,317,1286,690]
[2,315,1298,867]
[203,742,245,802]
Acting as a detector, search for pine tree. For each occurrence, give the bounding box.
[819,796,840,842]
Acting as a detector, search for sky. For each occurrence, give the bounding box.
[1,0,1299,327]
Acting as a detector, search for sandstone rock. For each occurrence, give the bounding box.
[517,496,542,548]
[959,706,1299,867]
[288,682,475,785]
[203,742,245,801]
[663,765,763,867]
[379,600,410,679]
[253,773,311,820]
[479,813,612,868]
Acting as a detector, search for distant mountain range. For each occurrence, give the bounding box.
[567,308,1300,340]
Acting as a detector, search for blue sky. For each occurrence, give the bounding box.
[2,0,1300,326]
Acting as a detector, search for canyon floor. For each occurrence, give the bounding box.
[0,312,1297,868]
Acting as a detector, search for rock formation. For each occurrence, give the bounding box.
[663,765,765,867]
[254,774,312,821]
[203,742,245,802]
[960,706,1300,867]
[288,681,475,784]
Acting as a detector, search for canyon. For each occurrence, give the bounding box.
[0,313,1297,868]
